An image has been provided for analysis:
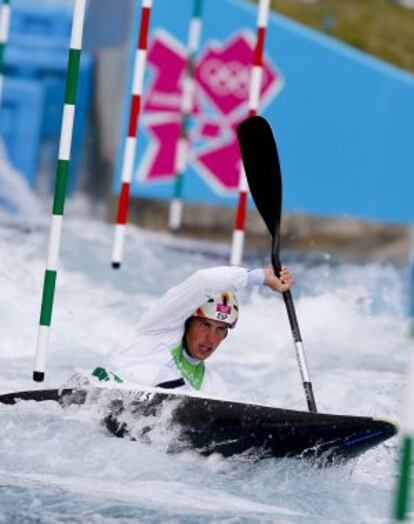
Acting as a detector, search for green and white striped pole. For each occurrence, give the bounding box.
[0,0,11,107]
[168,0,204,231]
[409,228,414,337]
[394,346,414,520]
[33,0,87,382]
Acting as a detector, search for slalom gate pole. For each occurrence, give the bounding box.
[409,228,414,337]
[112,0,153,269]
[33,0,87,382]
[168,0,204,231]
[394,231,414,519]
[393,345,414,521]
[0,0,11,107]
[230,0,270,266]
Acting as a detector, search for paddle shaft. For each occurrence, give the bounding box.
[282,291,317,412]
[273,248,317,413]
[236,115,317,413]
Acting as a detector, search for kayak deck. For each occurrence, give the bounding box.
[0,387,397,464]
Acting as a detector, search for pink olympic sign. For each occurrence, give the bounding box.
[137,30,283,194]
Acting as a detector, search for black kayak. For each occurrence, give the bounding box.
[0,387,397,464]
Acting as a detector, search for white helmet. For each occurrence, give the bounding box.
[194,291,239,328]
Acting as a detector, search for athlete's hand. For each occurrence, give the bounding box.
[264,266,294,293]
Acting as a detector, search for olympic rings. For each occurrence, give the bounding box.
[199,58,250,98]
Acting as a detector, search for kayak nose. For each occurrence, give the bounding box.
[343,418,398,449]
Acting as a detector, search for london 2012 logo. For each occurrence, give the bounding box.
[137,30,283,195]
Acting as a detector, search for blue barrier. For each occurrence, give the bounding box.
[115,0,414,225]
[1,0,93,195]
[0,76,44,187]
[9,0,72,50]
[4,46,92,138]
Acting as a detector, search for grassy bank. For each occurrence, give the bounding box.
[259,0,414,73]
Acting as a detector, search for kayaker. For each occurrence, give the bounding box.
[92,266,294,396]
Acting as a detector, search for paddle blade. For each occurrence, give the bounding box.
[236,116,282,239]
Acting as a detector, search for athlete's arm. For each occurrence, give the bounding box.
[264,266,294,293]
[137,265,293,334]
[137,266,249,334]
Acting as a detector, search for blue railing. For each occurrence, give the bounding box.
[0,0,93,195]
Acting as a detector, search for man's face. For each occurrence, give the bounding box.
[185,317,229,361]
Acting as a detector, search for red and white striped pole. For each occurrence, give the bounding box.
[230,0,270,266]
[0,0,11,107]
[112,0,153,269]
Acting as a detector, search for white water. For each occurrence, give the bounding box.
[0,200,410,523]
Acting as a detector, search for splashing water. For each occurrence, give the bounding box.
[0,210,410,523]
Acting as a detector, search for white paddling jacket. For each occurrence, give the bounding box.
[106,266,264,396]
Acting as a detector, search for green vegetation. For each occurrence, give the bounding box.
[256,0,414,73]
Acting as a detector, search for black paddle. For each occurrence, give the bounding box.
[236,115,317,413]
